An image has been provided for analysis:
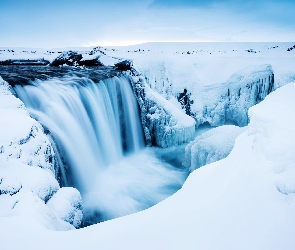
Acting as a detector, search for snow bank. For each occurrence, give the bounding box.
[0,77,83,230]
[184,125,246,171]
[0,78,55,174]
[47,187,83,229]
[0,161,72,230]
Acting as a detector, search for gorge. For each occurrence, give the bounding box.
[0,43,294,234]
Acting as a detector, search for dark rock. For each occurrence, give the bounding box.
[50,51,83,67]
[78,59,103,67]
[0,59,50,66]
[115,60,133,71]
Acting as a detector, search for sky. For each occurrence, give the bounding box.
[0,0,294,48]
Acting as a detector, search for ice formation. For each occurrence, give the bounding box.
[195,65,275,127]
[184,125,246,171]
[126,69,195,148]
[144,86,195,147]
[139,61,275,128]
[127,54,276,146]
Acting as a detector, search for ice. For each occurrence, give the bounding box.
[141,62,274,127]
[145,85,195,147]
[184,125,247,171]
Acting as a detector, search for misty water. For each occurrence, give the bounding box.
[5,66,190,226]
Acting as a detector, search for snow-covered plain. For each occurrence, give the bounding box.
[1,42,295,249]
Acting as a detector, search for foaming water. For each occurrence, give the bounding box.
[14,74,187,225]
[83,148,187,224]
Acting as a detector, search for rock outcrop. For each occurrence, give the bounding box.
[50,51,103,67]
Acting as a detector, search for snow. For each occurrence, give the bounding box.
[0,160,75,231]
[1,81,295,249]
[47,187,83,229]
[0,76,83,230]
[0,42,295,248]
[0,78,55,173]
[184,125,246,171]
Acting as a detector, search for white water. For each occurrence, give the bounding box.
[14,75,187,225]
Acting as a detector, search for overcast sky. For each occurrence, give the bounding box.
[0,0,294,48]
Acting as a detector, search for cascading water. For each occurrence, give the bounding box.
[14,73,188,225]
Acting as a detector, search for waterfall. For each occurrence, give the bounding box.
[14,74,187,225]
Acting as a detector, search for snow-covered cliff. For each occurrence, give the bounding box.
[195,65,274,127]
[138,61,274,128]
[127,69,195,148]
[0,77,83,230]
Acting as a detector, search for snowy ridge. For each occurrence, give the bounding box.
[0,78,55,174]
[0,77,83,230]
[184,125,246,171]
